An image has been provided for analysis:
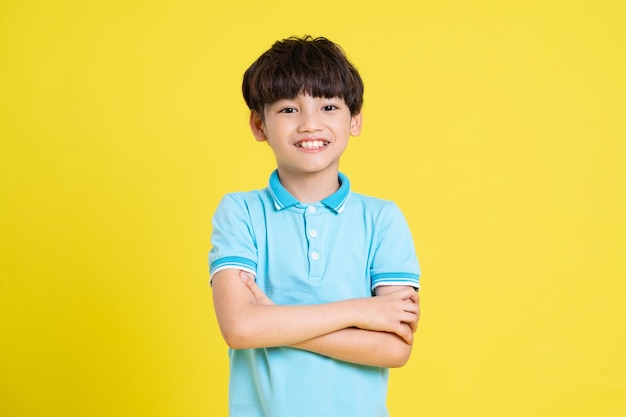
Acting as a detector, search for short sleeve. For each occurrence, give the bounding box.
[209,194,258,283]
[370,202,421,290]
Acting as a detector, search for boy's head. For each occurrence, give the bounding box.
[242,36,364,119]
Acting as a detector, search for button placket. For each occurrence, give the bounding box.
[305,205,323,279]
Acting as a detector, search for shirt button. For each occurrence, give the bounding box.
[311,252,320,260]
[309,229,318,238]
[307,206,317,214]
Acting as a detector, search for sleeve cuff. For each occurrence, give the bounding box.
[209,256,257,283]
[371,272,420,290]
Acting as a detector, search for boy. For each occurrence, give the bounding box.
[209,36,421,417]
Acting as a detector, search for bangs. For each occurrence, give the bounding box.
[265,50,354,103]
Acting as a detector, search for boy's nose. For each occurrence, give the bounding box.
[297,112,322,132]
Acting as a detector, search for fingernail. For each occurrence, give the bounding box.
[239,271,250,283]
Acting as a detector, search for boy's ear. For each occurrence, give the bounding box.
[350,112,363,137]
[249,110,267,142]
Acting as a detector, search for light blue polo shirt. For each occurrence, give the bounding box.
[209,170,420,417]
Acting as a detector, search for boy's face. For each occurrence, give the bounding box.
[249,93,362,180]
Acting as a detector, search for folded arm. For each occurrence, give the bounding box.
[290,326,414,368]
[211,269,419,351]
[291,285,419,368]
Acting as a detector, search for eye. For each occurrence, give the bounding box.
[279,107,297,114]
[322,105,338,111]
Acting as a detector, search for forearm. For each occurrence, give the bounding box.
[221,300,369,349]
[291,326,413,368]
[212,269,369,349]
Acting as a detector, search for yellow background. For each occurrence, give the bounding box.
[1,1,625,416]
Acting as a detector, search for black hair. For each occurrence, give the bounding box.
[242,36,364,117]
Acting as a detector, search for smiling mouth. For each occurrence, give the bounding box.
[296,140,329,149]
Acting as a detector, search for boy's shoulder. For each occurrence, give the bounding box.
[347,190,401,212]
[218,187,271,207]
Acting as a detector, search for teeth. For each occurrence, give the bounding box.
[299,140,327,149]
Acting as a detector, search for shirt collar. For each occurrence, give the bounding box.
[268,170,351,214]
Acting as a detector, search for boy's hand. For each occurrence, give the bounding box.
[360,287,420,344]
[239,271,275,305]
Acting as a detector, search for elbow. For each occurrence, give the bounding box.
[222,332,246,350]
[221,328,247,350]
[385,340,413,368]
[220,322,259,350]
[216,305,270,349]
[387,353,410,368]
[386,355,409,369]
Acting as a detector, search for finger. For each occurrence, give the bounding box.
[412,292,420,304]
[402,301,419,313]
[239,271,255,285]
[406,290,419,304]
[402,314,417,333]
[401,311,419,333]
[397,323,413,344]
[239,271,264,297]
[395,287,414,297]
[402,311,418,326]
[239,271,276,306]
[404,317,416,333]
[396,288,419,304]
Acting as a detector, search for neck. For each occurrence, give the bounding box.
[277,169,340,204]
